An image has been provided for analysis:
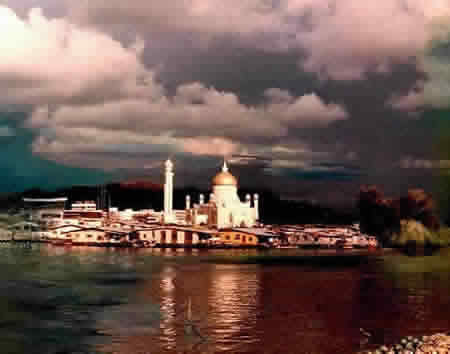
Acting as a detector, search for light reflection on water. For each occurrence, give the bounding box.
[208,265,260,351]
[159,266,177,351]
[0,245,449,354]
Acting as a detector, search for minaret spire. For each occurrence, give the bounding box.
[222,158,228,173]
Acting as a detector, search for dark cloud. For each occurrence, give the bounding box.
[0,1,449,206]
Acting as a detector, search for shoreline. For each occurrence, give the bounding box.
[359,333,450,354]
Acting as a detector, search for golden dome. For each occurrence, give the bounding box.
[212,171,238,186]
[212,160,238,186]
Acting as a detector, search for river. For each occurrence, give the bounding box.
[0,245,449,354]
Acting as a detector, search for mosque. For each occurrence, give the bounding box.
[162,159,259,229]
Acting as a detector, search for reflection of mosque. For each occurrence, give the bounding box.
[156,260,261,352]
[92,253,450,354]
[101,257,363,353]
[109,254,262,353]
[151,261,361,353]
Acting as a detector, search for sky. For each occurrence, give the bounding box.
[1,0,450,205]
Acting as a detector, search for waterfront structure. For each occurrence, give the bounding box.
[0,227,12,242]
[57,226,130,246]
[22,197,67,226]
[278,224,378,248]
[7,221,40,241]
[71,201,96,211]
[46,221,215,247]
[217,229,259,247]
[63,205,103,228]
[184,161,259,229]
[108,207,162,223]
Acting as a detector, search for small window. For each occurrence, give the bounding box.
[87,234,93,238]
[143,234,146,239]
[242,236,246,242]
[225,235,230,240]
[235,235,240,240]
[248,237,252,242]
[97,236,104,241]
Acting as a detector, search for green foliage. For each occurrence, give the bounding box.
[435,227,450,246]
[389,220,450,248]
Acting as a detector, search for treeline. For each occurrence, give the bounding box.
[358,185,441,245]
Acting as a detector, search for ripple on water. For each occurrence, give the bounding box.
[1,246,450,354]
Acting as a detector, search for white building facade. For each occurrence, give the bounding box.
[185,161,259,229]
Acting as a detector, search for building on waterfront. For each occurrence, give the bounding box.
[185,161,259,229]
[161,159,259,229]
[71,201,97,211]
[134,225,217,247]
[107,207,162,223]
[57,226,130,245]
[22,197,67,226]
[7,221,40,241]
[18,159,267,247]
[217,229,259,247]
[63,202,104,228]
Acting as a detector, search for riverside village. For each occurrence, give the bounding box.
[1,159,378,249]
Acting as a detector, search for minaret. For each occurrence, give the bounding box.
[185,195,191,210]
[253,193,259,221]
[163,159,174,223]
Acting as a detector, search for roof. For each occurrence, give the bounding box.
[61,226,130,235]
[212,161,237,186]
[63,211,103,218]
[8,221,40,229]
[170,226,218,234]
[230,228,281,237]
[212,171,238,186]
[48,224,85,231]
[23,198,67,202]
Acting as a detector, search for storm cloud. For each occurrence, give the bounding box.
[0,0,450,204]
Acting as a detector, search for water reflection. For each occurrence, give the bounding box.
[208,265,260,351]
[159,266,177,350]
[150,263,262,352]
[1,246,450,354]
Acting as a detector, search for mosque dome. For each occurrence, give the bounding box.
[212,171,238,186]
[212,161,238,186]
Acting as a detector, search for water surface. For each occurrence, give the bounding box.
[0,245,449,353]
